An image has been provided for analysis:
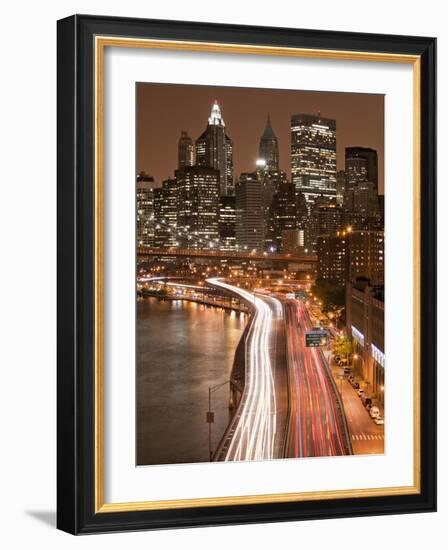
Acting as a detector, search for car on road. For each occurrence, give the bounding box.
[361,396,372,407]
[351,381,360,389]
[373,416,384,425]
[343,366,351,375]
[369,406,380,418]
[334,355,341,362]
[357,388,366,397]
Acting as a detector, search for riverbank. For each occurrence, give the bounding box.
[138,289,250,313]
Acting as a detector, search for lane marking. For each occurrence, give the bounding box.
[352,433,384,441]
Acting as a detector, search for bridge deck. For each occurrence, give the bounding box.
[137,246,317,265]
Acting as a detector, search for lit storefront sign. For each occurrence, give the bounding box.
[371,343,385,367]
[351,325,364,346]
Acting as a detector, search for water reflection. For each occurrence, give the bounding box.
[137,297,245,465]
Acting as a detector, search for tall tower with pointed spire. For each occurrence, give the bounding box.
[258,114,279,172]
[195,101,233,196]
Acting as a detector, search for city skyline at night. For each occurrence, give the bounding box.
[136,83,385,466]
[136,83,384,194]
[137,92,384,256]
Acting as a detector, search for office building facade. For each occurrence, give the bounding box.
[348,229,384,285]
[177,130,194,168]
[136,173,155,247]
[336,170,346,206]
[346,279,384,405]
[316,233,348,283]
[269,181,298,252]
[235,172,264,251]
[317,229,384,285]
[291,113,337,207]
[345,146,378,192]
[307,197,343,254]
[174,166,220,249]
[153,177,177,248]
[219,195,236,251]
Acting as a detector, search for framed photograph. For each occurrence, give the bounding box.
[57,14,436,534]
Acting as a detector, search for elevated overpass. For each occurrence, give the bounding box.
[137,246,317,270]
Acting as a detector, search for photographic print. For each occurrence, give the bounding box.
[136,83,385,466]
[57,16,436,533]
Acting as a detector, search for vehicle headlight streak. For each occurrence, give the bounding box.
[285,299,351,457]
[206,278,280,461]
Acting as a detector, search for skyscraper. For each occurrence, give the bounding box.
[317,229,384,285]
[177,130,194,168]
[348,230,384,285]
[336,170,346,206]
[345,147,378,191]
[175,166,220,249]
[136,172,155,247]
[269,181,297,252]
[296,190,309,252]
[153,177,177,248]
[261,168,289,250]
[316,233,347,284]
[235,172,264,251]
[281,229,304,253]
[258,114,279,171]
[352,181,381,217]
[291,113,337,208]
[219,195,236,251]
[196,101,233,196]
[296,191,309,229]
[344,147,381,220]
[308,197,343,254]
[345,154,368,189]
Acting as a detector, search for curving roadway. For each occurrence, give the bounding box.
[207,279,287,461]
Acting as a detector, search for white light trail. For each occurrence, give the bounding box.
[207,278,281,461]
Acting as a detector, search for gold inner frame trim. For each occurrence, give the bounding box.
[94,35,421,513]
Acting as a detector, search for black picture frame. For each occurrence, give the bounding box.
[57,14,436,534]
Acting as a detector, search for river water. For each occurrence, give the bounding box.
[137,297,246,465]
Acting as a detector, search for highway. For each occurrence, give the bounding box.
[207,279,288,461]
[284,299,352,458]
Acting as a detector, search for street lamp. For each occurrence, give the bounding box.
[207,380,232,461]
